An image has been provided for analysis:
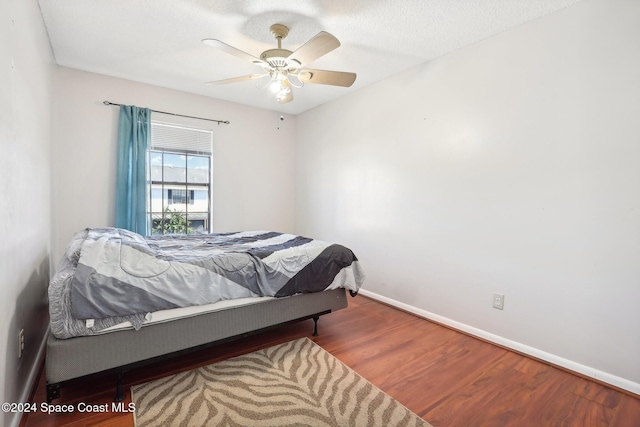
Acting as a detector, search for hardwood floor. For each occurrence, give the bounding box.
[23,296,640,427]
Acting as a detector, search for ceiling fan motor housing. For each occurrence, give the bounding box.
[262,25,300,70]
[261,49,299,69]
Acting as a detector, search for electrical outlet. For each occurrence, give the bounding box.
[18,329,25,358]
[493,293,505,310]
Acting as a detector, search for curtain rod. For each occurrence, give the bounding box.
[103,101,230,125]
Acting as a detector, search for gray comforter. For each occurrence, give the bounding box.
[49,228,365,339]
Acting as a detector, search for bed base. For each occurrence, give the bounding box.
[46,289,348,403]
[46,313,324,403]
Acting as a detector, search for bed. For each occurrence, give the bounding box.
[45,228,365,402]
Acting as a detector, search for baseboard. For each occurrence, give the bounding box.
[12,328,48,427]
[359,289,640,397]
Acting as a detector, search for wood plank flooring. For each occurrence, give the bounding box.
[22,296,640,427]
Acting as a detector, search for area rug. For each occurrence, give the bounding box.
[131,337,432,426]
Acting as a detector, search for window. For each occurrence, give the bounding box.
[148,122,213,235]
[168,189,194,205]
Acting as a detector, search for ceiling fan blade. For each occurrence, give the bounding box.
[298,69,356,87]
[202,38,266,66]
[287,31,340,68]
[206,74,267,85]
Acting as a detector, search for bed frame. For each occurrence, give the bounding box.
[46,288,349,403]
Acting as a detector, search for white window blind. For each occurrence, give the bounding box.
[150,121,213,154]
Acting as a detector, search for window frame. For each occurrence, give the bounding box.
[147,121,213,235]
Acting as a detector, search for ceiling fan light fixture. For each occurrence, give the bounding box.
[287,73,304,88]
[276,87,290,102]
[269,79,284,93]
[275,79,292,103]
[268,69,287,92]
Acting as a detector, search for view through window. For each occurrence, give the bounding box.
[148,122,213,235]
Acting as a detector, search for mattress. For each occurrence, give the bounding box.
[49,228,365,339]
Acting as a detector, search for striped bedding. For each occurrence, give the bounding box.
[49,228,364,339]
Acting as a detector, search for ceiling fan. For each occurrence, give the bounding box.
[202,24,356,104]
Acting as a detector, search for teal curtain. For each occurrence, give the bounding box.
[115,105,151,234]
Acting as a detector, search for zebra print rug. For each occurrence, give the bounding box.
[131,337,431,426]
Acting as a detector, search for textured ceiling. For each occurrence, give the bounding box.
[38,0,581,115]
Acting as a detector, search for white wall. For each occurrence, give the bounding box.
[296,0,640,393]
[0,1,54,426]
[52,67,297,263]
